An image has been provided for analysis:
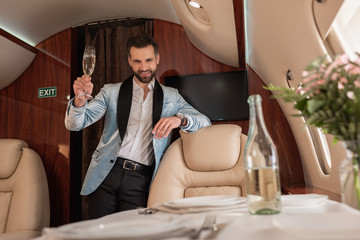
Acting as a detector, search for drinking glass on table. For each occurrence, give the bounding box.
[79,46,96,99]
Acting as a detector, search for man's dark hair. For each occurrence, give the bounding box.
[127,34,159,57]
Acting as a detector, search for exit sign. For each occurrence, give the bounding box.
[38,86,57,98]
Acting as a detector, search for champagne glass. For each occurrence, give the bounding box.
[79,46,96,99]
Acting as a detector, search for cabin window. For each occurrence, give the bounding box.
[326,0,360,57]
[308,126,331,174]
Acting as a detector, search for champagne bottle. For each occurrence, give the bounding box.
[244,94,282,215]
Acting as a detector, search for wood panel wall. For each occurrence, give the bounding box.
[0,29,72,227]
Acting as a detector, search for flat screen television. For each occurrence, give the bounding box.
[164,71,249,121]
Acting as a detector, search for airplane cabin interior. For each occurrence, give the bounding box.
[1,0,360,239]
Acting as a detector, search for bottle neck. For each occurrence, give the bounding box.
[248,95,270,138]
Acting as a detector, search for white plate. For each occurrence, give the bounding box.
[53,215,189,239]
[281,194,328,207]
[163,195,246,209]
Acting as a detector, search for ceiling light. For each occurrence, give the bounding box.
[189,0,201,8]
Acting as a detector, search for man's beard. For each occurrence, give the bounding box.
[134,68,157,84]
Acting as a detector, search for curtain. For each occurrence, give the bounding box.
[80,18,153,220]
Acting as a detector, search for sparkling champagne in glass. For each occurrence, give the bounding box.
[79,46,96,99]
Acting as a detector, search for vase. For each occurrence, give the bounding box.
[339,140,360,210]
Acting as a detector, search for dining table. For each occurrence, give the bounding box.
[33,194,360,240]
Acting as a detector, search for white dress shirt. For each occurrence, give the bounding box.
[118,79,154,166]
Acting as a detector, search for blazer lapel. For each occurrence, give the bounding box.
[117,77,164,140]
[117,76,133,141]
[153,79,164,127]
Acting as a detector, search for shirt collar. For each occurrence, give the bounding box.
[132,77,155,92]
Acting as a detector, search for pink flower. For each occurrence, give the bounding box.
[340,77,348,83]
[316,79,326,85]
[344,63,354,72]
[335,54,350,65]
[303,73,320,84]
[350,66,360,75]
[325,63,336,78]
[354,80,360,88]
[331,73,339,81]
[347,91,355,99]
[338,82,345,89]
[302,71,309,78]
[320,63,327,70]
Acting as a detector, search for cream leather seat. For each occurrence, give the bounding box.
[0,139,50,240]
[148,124,247,207]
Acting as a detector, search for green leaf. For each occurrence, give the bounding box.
[307,99,325,114]
[294,98,307,111]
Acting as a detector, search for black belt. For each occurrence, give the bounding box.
[115,157,154,175]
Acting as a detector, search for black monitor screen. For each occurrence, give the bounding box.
[164,71,249,121]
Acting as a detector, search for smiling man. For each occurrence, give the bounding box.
[65,34,211,219]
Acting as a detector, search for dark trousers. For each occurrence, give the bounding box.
[88,157,154,219]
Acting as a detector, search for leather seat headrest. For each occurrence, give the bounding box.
[180,124,242,171]
[0,139,28,178]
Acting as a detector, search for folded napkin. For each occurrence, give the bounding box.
[151,195,247,214]
[150,194,329,214]
[41,225,198,240]
[39,214,199,240]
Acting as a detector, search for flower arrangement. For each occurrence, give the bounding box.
[265,53,360,209]
[265,53,360,143]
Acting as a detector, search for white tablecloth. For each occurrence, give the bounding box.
[218,197,360,240]
[33,194,360,240]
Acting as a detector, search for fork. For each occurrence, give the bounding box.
[190,215,217,239]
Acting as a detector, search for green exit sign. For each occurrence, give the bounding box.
[38,86,57,98]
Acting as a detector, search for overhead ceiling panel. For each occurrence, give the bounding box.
[0,36,36,90]
[171,0,239,67]
[0,0,180,46]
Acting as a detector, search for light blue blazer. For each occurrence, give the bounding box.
[65,78,211,195]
